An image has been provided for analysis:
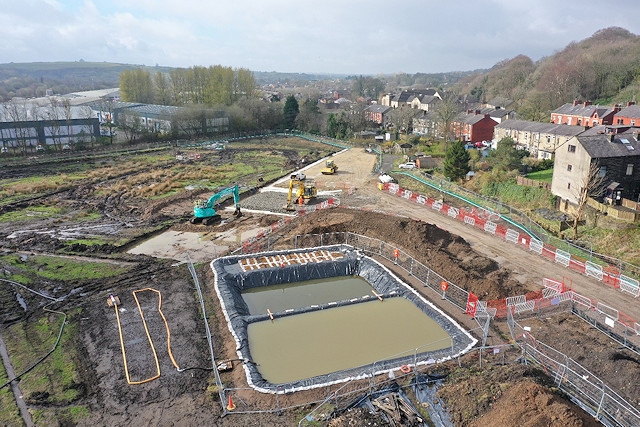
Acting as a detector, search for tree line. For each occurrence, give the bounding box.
[457,27,640,120]
[119,65,256,106]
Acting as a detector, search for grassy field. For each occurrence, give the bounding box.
[0,361,22,426]
[1,254,131,281]
[526,168,553,182]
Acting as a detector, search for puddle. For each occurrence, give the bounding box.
[128,225,269,262]
[15,291,27,311]
[7,223,122,240]
[128,230,227,262]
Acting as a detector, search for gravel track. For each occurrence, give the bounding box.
[240,189,336,215]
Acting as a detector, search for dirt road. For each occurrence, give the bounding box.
[326,147,638,318]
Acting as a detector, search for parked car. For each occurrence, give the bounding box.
[398,162,417,169]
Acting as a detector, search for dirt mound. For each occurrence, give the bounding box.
[469,380,600,427]
[286,208,526,300]
[435,363,600,427]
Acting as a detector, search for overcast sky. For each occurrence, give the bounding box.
[3,0,640,75]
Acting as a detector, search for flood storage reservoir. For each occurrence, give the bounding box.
[248,297,451,384]
[211,245,477,393]
[242,276,373,314]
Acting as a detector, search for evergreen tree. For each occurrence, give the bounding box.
[282,95,299,129]
[443,140,471,181]
[486,136,527,171]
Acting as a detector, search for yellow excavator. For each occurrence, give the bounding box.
[321,159,338,175]
[283,179,317,211]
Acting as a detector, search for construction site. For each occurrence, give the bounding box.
[0,134,639,427]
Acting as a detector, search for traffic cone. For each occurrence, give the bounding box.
[226,394,236,411]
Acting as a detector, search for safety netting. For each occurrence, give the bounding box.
[211,244,477,393]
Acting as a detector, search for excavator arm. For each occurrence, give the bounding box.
[192,185,241,224]
[284,179,316,211]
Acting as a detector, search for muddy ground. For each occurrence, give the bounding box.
[0,144,639,426]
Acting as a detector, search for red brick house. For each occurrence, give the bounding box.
[452,110,498,142]
[551,100,619,127]
[363,105,392,125]
[612,102,640,126]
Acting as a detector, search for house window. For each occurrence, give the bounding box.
[568,145,576,153]
[632,120,636,126]
[599,166,606,177]
[558,116,562,123]
[547,136,551,143]
[592,120,598,125]
[567,117,572,125]
[567,164,572,171]
[567,183,571,190]
[627,164,634,175]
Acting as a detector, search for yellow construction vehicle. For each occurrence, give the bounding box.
[321,159,338,175]
[283,179,317,211]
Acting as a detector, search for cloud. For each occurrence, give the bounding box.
[1,0,640,74]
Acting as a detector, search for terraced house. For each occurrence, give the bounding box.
[612,102,640,126]
[494,119,584,159]
[551,100,619,127]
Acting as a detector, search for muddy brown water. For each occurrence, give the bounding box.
[241,276,374,314]
[247,297,451,384]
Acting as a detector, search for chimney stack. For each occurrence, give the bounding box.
[573,99,582,107]
[627,101,636,107]
[584,100,592,106]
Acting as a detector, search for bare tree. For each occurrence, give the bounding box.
[571,161,607,239]
[46,98,64,151]
[120,111,142,143]
[435,92,460,149]
[5,100,31,154]
[62,98,73,149]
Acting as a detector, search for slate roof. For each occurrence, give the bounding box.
[419,94,437,102]
[455,111,496,125]
[496,119,584,137]
[364,105,392,114]
[489,108,515,119]
[486,96,514,108]
[552,102,613,118]
[577,132,640,158]
[614,104,640,119]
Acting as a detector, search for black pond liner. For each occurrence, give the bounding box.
[211,244,477,393]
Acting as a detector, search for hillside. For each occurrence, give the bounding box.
[455,27,640,119]
[0,61,173,101]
